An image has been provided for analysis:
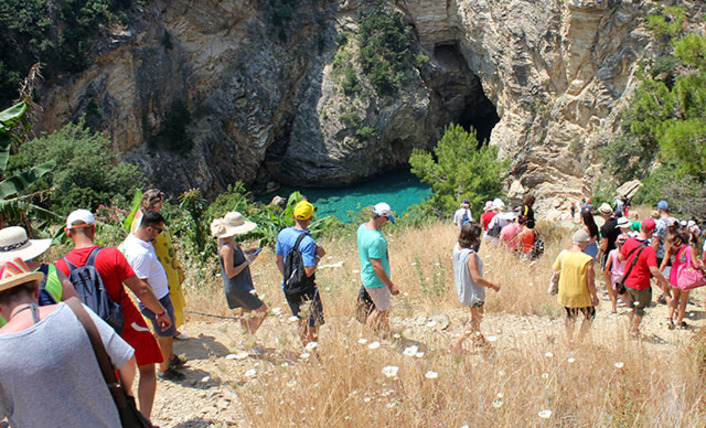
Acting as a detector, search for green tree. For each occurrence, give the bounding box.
[11,119,146,214]
[409,124,509,213]
[601,12,706,219]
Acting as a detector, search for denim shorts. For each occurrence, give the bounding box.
[140,295,178,337]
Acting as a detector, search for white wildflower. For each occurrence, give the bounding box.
[244,369,256,377]
[368,341,381,350]
[305,341,318,351]
[538,410,552,418]
[403,345,418,357]
[614,362,624,369]
[382,366,399,378]
[358,338,368,345]
[424,371,439,379]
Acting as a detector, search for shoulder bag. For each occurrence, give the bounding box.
[676,246,706,290]
[615,243,648,295]
[65,298,153,428]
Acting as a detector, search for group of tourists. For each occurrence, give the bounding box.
[0,190,188,427]
[553,199,706,345]
[1,185,704,426]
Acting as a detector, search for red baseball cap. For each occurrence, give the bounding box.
[642,218,656,231]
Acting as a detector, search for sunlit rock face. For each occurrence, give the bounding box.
[35,0,655,215]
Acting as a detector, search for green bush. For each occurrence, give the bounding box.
[342,67,360,96]
[340,112,361,127]
[355,126,375,144]
[357,1,411,96]
[410,124,509,213]
[10,119,146,214]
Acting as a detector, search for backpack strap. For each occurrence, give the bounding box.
[293,232,309,255]
[86,246,103,267]
[621,242,649,282]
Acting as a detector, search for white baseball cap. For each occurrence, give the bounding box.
[372,202,395,223]
[66,209,96,229]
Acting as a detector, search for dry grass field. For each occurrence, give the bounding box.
[154,216,706,427]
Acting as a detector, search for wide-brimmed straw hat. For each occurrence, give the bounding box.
[0,227,52,264]
[0,257,43,293]
[210,212,257,238]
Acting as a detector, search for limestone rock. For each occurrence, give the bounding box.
[31,0,672,210]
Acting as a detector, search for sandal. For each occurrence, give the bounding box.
[666,318,675,330]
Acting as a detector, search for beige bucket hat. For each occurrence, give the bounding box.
[210,212,257,238]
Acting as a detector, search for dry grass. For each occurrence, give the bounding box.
[179,219,706,427]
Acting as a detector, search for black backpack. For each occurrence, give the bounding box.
[283,233,316,298]
[63,247,125,334]
[532,230,545,260]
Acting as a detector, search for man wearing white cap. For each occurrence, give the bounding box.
[55,209,170,422]
[357,202,400,334]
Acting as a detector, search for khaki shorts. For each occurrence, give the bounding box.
[626,287,652,317]
[365,286,392,312]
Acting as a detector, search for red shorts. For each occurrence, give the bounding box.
[121,302,163,366]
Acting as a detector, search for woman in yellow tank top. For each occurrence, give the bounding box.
[131,190,188,338]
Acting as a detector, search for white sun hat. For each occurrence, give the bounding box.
[0,226,52,263]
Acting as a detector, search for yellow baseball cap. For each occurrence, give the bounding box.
[293,201,314,221]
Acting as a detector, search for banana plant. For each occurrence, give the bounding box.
[0,101,58,233]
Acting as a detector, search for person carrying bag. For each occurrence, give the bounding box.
[65,298,153,428]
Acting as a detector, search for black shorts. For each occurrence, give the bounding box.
[286,288,325,328]
[565,306,596,321]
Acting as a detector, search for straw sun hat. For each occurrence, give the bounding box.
[210,212,257,238]
[0,258,44,293]
[0,226,52,264]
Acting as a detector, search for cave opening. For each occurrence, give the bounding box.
[431,43,500,146]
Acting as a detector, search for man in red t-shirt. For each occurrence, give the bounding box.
[55,209,171,423]
[619,218,669,337]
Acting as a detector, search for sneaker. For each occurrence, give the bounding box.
[169,355,187,369]
[158,368,185,382]
[174,332,190,341]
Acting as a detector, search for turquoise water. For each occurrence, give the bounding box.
[260,171,432,223]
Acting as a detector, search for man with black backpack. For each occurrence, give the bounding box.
[275,201,325,346]
[55,209,170,423]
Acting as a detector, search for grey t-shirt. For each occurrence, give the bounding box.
[0,303,134,427]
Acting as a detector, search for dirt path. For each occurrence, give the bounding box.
[151,294,705,427]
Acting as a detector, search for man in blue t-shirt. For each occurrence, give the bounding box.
[357,202,400,334]
[275,200,325,346]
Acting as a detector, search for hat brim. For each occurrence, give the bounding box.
[0,239,52,264]
[215,221,257,238]
[0,271,44,293]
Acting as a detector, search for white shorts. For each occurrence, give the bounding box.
[365,286,392,311]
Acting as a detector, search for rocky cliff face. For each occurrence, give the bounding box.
[35,0,656,214]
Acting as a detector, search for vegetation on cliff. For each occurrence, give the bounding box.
[600,5,705,219]
[0,0,135,106]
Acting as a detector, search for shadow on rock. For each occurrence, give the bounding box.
[174,334,231,360]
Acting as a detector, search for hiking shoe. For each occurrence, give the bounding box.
[169,355,187,369]
[174,332,190,341]
[159,368,185,382]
